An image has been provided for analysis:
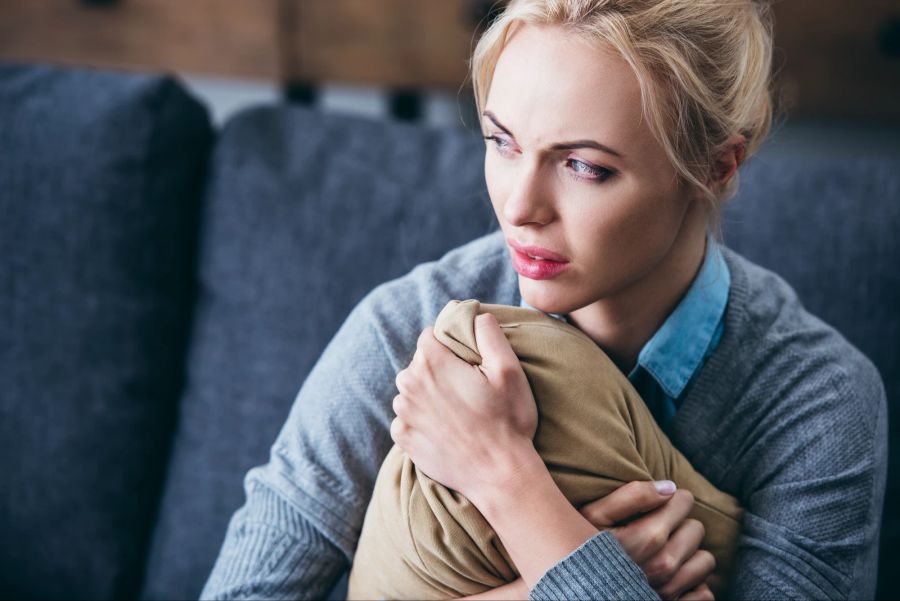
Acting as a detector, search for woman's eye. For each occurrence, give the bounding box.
[484,135,514,155]
[566,158,613,183]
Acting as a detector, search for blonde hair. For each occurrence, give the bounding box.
[471,0,774,206]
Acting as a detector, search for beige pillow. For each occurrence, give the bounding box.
[348,300,743,599]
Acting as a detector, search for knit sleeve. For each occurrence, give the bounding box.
[528,357,888,601]
[725,359,888,600]
[200,482,347,600]
[529,531,659,601]
[199,274,433,598]
[530,378,887,601]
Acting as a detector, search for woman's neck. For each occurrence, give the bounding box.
[567,206,708,374]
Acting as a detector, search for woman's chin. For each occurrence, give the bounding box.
[519,278,581,315]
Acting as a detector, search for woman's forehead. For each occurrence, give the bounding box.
[486,23,646,150]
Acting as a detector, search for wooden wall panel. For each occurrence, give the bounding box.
[284,0,479,89]
[0,0,897,121]
[772,0,900,122]
[0,0,282,80]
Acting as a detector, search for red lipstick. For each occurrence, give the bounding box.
[507,239,570,280]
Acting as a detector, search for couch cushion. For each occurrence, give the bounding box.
[721,157,900,600]
[139,107,495,600]
[0,63,212,599]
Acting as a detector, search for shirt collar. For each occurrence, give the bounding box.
[631,237,730,399]
[518,236,730,399]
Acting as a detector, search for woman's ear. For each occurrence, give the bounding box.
[710,135,746,192]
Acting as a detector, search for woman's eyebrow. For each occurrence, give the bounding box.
[482,110,623,159]
[483,111,513,137]
[551,140,623,158]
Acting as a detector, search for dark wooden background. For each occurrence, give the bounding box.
[1,0,898,121]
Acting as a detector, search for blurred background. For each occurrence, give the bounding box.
[1,0,899,157]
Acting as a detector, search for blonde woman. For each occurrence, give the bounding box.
[203,1,887,599]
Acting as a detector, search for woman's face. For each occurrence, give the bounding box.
[483,23,703,316]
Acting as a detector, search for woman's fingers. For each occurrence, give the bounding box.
[410,328,484,389]
[417,326,472,364]
[644,518,705,587]
[677,582,715,601]
[578,483,699,578]
[617,489,695,564]
[389,415,427,459]
[392,393,414,419]
[579,480,677,528]
[473,313,517,376]
[389,415,407,445]
[657,550,716,600]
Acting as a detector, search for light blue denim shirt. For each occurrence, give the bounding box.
[521,237,730,432]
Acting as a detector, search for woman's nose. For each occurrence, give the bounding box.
[503,164,554,227]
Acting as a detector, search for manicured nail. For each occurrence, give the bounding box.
[654,480,677,495]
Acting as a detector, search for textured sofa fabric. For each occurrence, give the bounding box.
[139,107,496,600]
[0,64,212,599]
[0,63,898,600]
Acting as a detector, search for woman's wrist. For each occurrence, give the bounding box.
[467,440,546,518]
[468,444,599,589]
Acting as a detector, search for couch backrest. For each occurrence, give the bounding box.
[0,64,212,599]
[138,106,497,600]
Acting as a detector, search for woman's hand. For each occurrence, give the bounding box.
[390,313,539,501]
[391,318,714,600]
[579,480,716,600]
[389,316,613,593]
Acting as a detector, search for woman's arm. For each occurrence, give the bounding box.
[393,315,714,599]
[455,479,714,601]
[201,483,348,600]
[203,279,429,598]
[392,316,599,589]
[719,364,888,599]
[397,313,888,600]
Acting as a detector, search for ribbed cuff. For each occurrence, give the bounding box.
[200,482,346,600]
[528,531,659,601]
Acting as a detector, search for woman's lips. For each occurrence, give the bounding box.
[508,244,571,280]
[507,239,568,262]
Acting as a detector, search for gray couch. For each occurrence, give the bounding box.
[1,64,897,600]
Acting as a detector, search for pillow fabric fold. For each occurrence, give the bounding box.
[348,299,743,599]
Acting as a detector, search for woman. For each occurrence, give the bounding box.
[202,1,887,599]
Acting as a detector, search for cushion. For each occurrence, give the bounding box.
[722,157,900,600]
[348,299,742,600]
[139,107,496,600]
[0,63,212,599]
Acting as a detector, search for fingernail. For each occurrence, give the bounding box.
[654,480,677,495]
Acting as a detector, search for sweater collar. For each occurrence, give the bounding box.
[666,245,756,472]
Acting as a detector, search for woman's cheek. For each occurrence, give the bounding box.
[568,205,656,293]
[485,154,518,218]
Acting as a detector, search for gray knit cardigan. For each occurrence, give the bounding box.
[201,231,887,600]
